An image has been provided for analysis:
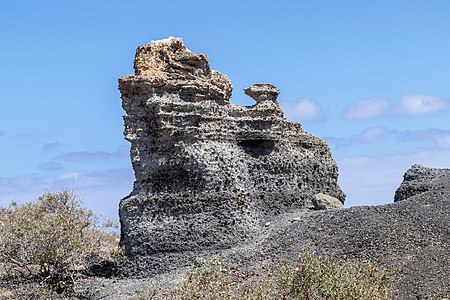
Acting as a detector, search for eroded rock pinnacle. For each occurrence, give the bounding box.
[118,37,345,256]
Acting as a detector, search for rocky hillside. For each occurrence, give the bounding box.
[69,165,449,300]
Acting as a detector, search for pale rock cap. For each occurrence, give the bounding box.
[244,84,280,104]
[313,193,344,210]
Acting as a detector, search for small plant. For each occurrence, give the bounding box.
[0,190,120,295]
[134,257,273,300]
[135,248,394,300]
[277,248,394,299]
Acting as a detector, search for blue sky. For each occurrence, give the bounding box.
[1,1,449,220]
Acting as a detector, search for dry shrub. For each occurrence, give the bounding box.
[135,249,394,300]
[135,257,273,300]
[0,190,120,294]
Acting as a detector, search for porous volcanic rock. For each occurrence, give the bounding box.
[394,164,450,202]
[118,37,345,257]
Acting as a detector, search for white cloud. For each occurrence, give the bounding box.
[399,94,449,116]
[53,168,134,219]
[54,145,130,162]
[342,94,450,120]
[328,126,450,153]
[342,98,391,120]
[38,161,64,171]
[0,175,48,195]
[355,126,392,143]
[0,168,134,220]
[57,172,81,181]
[281,99,326,122]
[325,126,394,148]
[398,128,450,149]
[41,142,61,152]
[436,135,450,149]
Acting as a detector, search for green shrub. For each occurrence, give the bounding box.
[0,190,119,293]
[277,248,394,299]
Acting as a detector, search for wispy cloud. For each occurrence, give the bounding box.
[281,99,326,122]
[48,168,134,218]
[42,142,61,152]
[54,145,129,162]
[326,126,450,160]
[56,151,116,162]
[398,128,450,149]
[53,169,133,188]
[13,133,32,140]
[355,126,393,143]
[398,94,449,116]
[325,126,395,148]
[342,98,391,120]
[57,172,82,181]
[0,175,48,197]
[0,168,134,219]
[38,161,64,172]
[436,135,450,149]
[342,94,450,120]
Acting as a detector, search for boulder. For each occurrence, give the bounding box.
[312,193,344,210]
[394,164,450,202]
[118,37,345,256]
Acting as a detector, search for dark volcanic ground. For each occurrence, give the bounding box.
[73,187,449,300]
[255,189,450,299]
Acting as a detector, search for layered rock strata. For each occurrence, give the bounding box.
[394,164,450,202]
[119,37,345,256]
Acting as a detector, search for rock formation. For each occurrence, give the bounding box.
[394,164,450,202]
[118,37,345,256]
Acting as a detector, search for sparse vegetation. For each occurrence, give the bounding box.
[134,257,273,300]
[277,248,394,300]
[0,190,120,297]
[134,248,394,300]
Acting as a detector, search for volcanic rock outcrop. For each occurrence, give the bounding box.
[394,164,450,202]
[118,37,345,256]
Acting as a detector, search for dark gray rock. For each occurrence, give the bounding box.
[394,164,450,202]
[118,37,345,257]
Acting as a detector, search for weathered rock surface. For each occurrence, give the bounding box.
[394,164,450,202]
[312,192,344,210]
[118,37,345,257]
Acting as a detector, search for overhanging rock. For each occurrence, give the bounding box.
[118,37,345,256]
